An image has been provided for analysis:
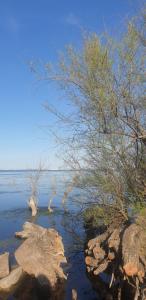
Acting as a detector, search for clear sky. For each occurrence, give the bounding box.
[0,0,141,170]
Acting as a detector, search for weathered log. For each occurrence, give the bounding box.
[48,191,56,213]
[122,224,141,276]
[93,245,106,260]
[85,231,111,279]
[108,228,121,251]
[48,207,53,213]
[86,223,146,278]
[85,219,146,299]
[0,266,24,295]
[28,196,37,217]
[0,253,9,279]
[15,221,46,239]
[88,231,109,250]
[15,222,67,292]
[72,288,78,300]
[93,260,109,275]
[85,256,98,268]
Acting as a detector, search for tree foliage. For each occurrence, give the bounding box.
[37,10,146,225]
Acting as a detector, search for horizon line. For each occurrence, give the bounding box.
[0,168,83,172]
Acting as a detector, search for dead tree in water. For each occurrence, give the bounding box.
[48,176,57,212]
[72,289,78,300]
[28,165,43,216]
[62,175,78,210]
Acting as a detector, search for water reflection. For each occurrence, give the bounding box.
[0,171,97,300]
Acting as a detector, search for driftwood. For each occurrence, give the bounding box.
[27,165,43,217]
[0,253,9,279]
[85,217,146,299]
[0,266,24,296]
[48,176,57,212]
[122,224,141,277]
[48,191,56,213]
[15,222,46,239]
[15,222,67,293]
[0,222,67,300]
[28,196,37,217]
[72,289,78,300]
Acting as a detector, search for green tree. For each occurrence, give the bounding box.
[36,10,146,226]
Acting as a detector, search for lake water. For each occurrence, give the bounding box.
[0,170,97,300]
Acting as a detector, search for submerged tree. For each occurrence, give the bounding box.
[27,164,43,216]
[48,176,57,212]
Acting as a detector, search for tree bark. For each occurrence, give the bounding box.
[28,196,37,217]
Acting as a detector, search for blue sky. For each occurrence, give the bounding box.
[0,0,141,169]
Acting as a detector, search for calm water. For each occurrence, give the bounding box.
[0,170,97,300]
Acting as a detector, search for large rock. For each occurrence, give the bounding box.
[15,222,67,292]
[0,252,9,279]
[0,266,24,297]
